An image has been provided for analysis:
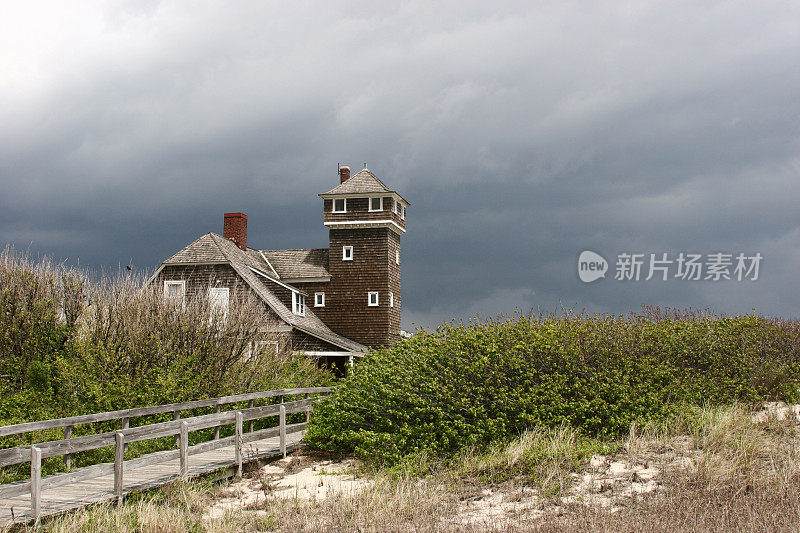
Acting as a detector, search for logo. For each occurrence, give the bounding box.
[578,251,608,283]
[576,250,762,283]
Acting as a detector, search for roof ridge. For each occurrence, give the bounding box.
[162,232,220,264]
[261,248,328,252]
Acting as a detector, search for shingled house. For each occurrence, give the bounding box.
[147,165,409,373]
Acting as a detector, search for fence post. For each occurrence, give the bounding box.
[304,393,310,423]
[235,411,243,478]
[214,404,221,440]
[63,425,72,470]
[173,410,180,447]
[114,432,124,506]
[121,417,129,453]
[248,400,254,433]
[179,421,189,479]
[30,446,41,522]
[279,404,286,458]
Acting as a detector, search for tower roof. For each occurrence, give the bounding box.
[320,169,409,205]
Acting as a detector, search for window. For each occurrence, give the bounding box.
[393,198,399,214]
[368,291,379,306]
[389,292,394,308]
[208,287,229,320]
[315,292,325,307]
[343,246,353,261]
[164,280,185,302]
[244,340,279,362]
[369,197,383,212]
[401,206,406,219]
[396,250,400,265]
[292,292,305,316]
[333,198,346,213]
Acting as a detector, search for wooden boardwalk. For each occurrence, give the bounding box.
[0,387,330,527]
[0,430,303,527]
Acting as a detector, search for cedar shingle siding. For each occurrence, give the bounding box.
[155,263,279,322]
[323,197,406,231]
[148,166,407,363]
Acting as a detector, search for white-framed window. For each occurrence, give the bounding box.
[333,198,346,213]
[208,287,229,320]
[393,198,399,214]
[292,292,305,316]
[164,280,185,302]
[245,340,280,361]
[315,292,325,307]
[389,291,394,308]
[369,197,383,212]
[368,291,379,307]
[395,250,400,265]
[401,205,406,219]
[343,246,353,261]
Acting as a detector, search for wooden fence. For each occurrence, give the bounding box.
[0,387,331,523]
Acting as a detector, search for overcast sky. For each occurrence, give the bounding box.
[1,1,798,329]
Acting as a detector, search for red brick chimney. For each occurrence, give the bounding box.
[339,165,351,184]
[223,213,247,250]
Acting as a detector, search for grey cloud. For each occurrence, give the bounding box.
[1,1,798,329]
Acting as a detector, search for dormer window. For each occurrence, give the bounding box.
[369,197,383,212]
[292,292,305,316]
[343,246,353,261]
[333,198,346,213]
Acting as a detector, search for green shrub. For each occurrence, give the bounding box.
[0,246,332,436]
[306,310,800,464]
[0,248,333,481]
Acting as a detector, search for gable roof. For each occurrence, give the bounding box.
[321,170,409,205]
[260,249,329,280]
[163,233,227,264]
[153,233,366,354]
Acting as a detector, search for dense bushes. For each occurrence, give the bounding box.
[0,248,331,427]
[306,308,800,464]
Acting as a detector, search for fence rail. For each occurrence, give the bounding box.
[0,386,331,524]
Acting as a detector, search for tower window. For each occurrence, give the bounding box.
[369,197,383,212]
[389,292,394,308]
[368,291,379,306]
[333,198,346,213]
[292,292,305,316]
[315,292,325,307]
[343,246,353,261]
[396,250,400,265]
[393,198,399,214]
[401,206,406,219]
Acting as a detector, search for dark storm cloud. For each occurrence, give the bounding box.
[1,1,798,328]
